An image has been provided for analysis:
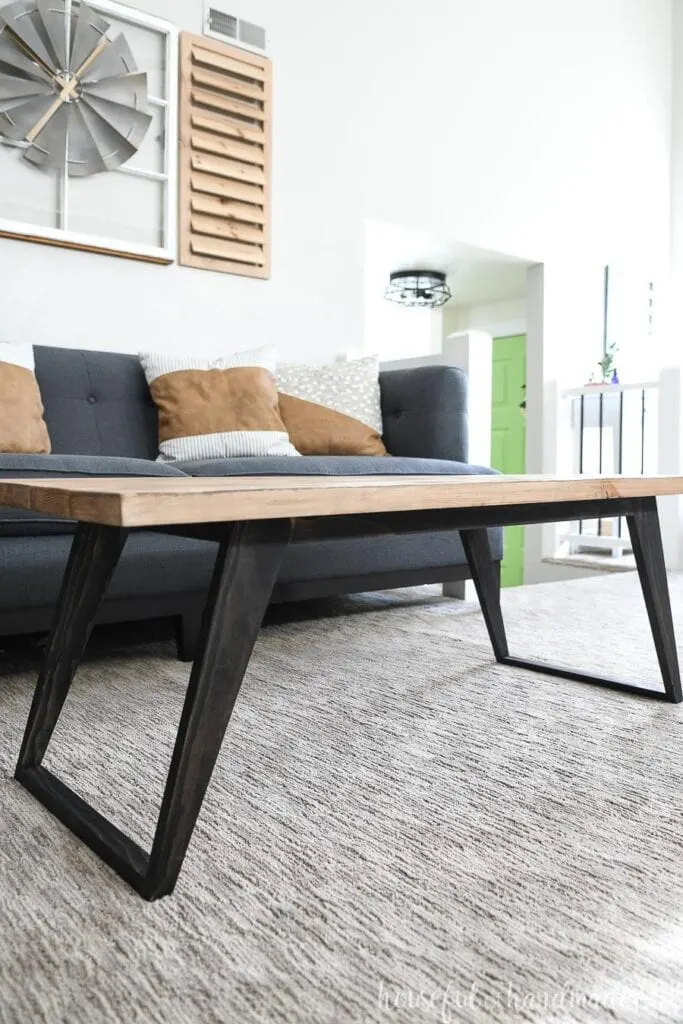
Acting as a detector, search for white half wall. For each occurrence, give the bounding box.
[443,332,493,468]
[0,0,672,361]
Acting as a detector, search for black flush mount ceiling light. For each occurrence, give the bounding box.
[384,270,452,308]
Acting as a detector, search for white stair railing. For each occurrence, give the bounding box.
[557,370,682,568]
[559,381,659,557]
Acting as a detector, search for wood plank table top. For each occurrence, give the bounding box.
[1,474,683,528]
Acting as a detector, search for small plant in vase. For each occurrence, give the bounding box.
[597,342,619,384]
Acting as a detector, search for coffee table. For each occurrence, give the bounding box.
[1,473,682,900]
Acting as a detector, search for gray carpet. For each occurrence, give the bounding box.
[1,573,682,1024]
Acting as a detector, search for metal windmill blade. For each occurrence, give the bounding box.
[70,99,137,171]
[35,0,68,70]
[23,97,67,168]
[0,90,53,138]
[0,11,55,148]
[81,71,148,109]
[68,0,108,74]
[0,70,51,100]
[0,24,52,80]
[81,92,151,151]
[79,32,136,81]
[62,102,108,175]
[0,71,53,141]
[0,0,58,71]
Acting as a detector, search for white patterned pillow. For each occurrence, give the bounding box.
[276,355,383,434]
[139,345,300,461]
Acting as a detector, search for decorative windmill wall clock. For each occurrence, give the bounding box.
[0,0,177,261]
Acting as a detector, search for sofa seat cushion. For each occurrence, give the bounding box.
[0,523,502,620]
[0,453,186,537]
[283,519,504,581]
[0,532,219,613]
[176,455,498,477]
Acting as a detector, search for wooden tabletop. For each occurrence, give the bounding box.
[1,474,682,528]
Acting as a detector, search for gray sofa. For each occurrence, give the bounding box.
[0,345,502,659]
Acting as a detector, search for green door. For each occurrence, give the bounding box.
[491,335,527,587]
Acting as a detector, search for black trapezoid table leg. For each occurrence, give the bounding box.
[461,501,682,703]
[16,522,129,774]
[460,528,509,662]
[143,517,293,900]
[626,497,682,703]
[16,516,294,901]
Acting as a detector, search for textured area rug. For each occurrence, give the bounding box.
[1,573,682,1024]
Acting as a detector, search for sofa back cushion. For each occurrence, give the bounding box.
[379,365,468,463]
[34,346,158,458]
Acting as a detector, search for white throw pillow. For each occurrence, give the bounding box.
[140,344,278,379]
[276,355,383,434]
[139,345,299,461]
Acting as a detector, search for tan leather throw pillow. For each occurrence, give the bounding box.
[279,392,387,456]
[139,346,299,461]
[0,344,50,454]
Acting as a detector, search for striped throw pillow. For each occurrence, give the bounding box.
[139,346,299,462]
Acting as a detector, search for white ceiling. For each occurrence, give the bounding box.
[446,259,529,307]
[365,219,533,308]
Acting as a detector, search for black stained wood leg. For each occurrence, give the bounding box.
[460,528,509,661]
[463,500,680,703]
[143,517,294,901]
[627,498,682,704]
[16,523,129,773]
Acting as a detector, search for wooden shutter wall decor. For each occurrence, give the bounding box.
[179,32,271,278]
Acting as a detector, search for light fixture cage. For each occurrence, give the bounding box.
[384,269,452,308]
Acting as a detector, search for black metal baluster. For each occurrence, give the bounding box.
[598,392,604,536]
[578,394,585,537]
[618,389,624,538]
[641,387,646,475]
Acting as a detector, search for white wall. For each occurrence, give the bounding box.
[444,298,527,340]
[366,299,443,361]
[0,0,672,362]
[670,0,683,369]
[664,0,683,571]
